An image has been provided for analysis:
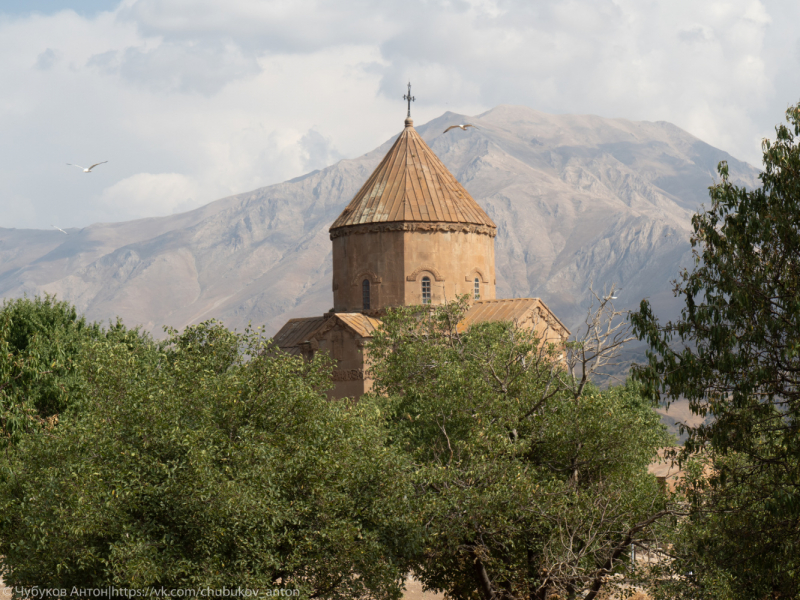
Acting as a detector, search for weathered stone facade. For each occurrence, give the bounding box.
[273,115,569,399]
[331,228,496,312]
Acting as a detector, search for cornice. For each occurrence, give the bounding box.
[330,221,497,240]
[532,305,570,339]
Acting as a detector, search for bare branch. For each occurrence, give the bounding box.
[561,281,636,398]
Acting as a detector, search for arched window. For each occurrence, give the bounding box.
[421,276,431,305]
[474,277,481,300]
[362,279,371,310]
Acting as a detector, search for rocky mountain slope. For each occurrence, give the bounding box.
[0,105,760,343]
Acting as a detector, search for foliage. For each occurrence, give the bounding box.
[631,102,800,597]
[0,320,411,596]
[367,299,671,600]
[0,294,140,448]
[651,450,800,600]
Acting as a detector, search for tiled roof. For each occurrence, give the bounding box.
[273,302,568,356]
[272,313,382,356]
[334,313,382,337]
[330,119,497,230]
[460,298,571,335]
[272,316,327,355]
[462,298,540,325]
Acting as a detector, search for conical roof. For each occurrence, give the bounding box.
[330,118,496,231]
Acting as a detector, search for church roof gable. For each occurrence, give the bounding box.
[311,313,383,340]
[334,313,383,337]
[273,313,383,357]
[272,316,327,355]
[460,298,571,336]
[462,298,539,325]
[330,120,496,230]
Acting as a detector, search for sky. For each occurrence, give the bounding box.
[1,0,799,230]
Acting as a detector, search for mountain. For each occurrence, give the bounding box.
[0,105,759,343]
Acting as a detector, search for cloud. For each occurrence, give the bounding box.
[0,0,799,231]
[87,40,261,95]
[299,129,343,173]
[34,47,58,70]
[119,0,395,53]
[678,25,714,44]
[98,173,204,220]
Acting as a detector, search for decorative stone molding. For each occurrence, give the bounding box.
[533,306,569,340]
[465,268,489,283]
[313,316,341,339]
[351,269,383,286]
[331,368,364,381]
[407,265,445,282]
[330,222,497,240]
[312,313,382,340]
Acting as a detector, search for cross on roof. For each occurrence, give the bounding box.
[403,82,415,118]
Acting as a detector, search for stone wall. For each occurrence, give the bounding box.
[332,226,496,312]
[312,321,374,399]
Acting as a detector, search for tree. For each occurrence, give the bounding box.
[367,298,671,600]
[649,449,800,600]
[631,102,800,597]
[0,294,140,447]
[0,321,411,596]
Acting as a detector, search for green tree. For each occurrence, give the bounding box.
[650,450,800,600]
[631,102,800,597]
[0,321,411,596]
[0,294,140,447]
[367,299,671,600]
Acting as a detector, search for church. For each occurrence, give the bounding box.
[273,110,570,399]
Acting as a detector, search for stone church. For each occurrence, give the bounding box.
[273,114,570,399]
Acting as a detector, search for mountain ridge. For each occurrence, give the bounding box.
[0,105,759,339]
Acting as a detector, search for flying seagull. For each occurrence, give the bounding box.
[51,225,68,235]
[443,124,477,133]
[67,161,107,173]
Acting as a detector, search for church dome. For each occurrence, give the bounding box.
[329,116,497,314]
[329,119,496,232]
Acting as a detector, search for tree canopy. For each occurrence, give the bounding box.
[0,295,141,448]
[0,321,411,595]
[368,299,671,600]
[632,101,800,598]
[1,291,673,598]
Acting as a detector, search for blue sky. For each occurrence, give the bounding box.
[0,0,120,17]
[1,0,799,230]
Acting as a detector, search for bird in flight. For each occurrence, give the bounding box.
[443,124,477,133]
[51,225,68,235]
[67,161,107,173]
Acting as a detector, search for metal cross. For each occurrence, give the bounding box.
[403,82,415,118]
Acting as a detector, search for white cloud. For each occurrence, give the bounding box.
[35,47,59,70]
[119,0,396,51]
[87,40,261,95]
[300,129,344,173]
[98,172,204,220]
[0,0,798,230]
